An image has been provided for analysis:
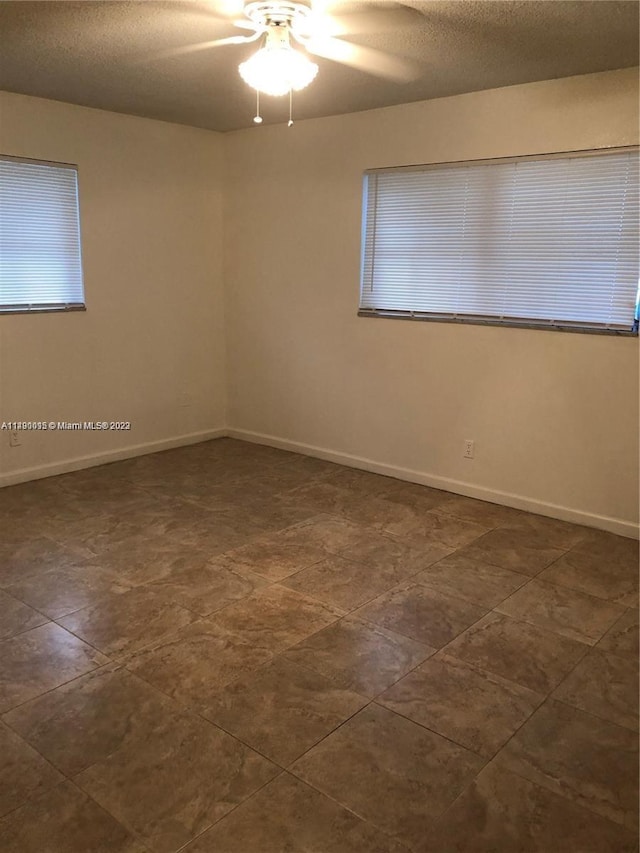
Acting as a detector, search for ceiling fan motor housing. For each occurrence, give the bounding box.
[243,1,314,37]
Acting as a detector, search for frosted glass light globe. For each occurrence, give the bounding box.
[239,42,318,96]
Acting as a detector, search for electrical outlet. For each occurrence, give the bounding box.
[463,439,474,459]
[9,430,21,448]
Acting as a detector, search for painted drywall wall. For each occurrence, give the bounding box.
[0,92,227,483]
[223,68,640,534]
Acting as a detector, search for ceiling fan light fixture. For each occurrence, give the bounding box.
[239,24,318,97]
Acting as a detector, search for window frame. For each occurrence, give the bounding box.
[358,146,640,337]
[0,153,87,316]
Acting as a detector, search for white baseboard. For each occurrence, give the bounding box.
[228,427,640,540]
[0,428,227,488]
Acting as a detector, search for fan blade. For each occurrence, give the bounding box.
[143,31,262,63]
[303,35,421,82]
[317,9,420,38]
[233,19,263,30]
[215,0,247,16]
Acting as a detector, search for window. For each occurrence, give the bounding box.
[0,156,85,314]
[360,148,639,334]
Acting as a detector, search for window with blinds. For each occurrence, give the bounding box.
[0,156,85,314]
[360,149,639,334]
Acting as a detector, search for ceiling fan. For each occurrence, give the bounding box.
[149,0,421,124]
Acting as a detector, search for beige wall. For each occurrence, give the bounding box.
[223,68,640,535]
[0,92,227,483]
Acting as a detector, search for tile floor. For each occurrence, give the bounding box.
[0,438,638,852]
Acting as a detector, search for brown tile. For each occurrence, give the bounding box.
[291,703,484,850]
[326,467,402,497]
[0,781,146,853]
[0,722,63,818]
[211,585,342,653]
[281,546,439,612]
[279,452,341,478]
[241,464,324,494]
[383,480,450,512]
[0,590,48,639]
[171,518,262,556]
[2,666,178,776]
[379,653,542,757]
[0,623,108,713]
[423,762,638,853]
[445,613,588,694]
[150,500,261,552]
[284,617,433,697]
[0,478,63,518]
[400,510,490,549]
[208,437,279,461]
[44,487,152,524]
[232,496,316,535]
[57,585,198,656]
[201,476,286,507]
[495,580,626,645]
[6,565,130,620]
[0,537,83,587]
[358,493,445,536]
[0,520,39,549]
[58,471,148,502]
[90,536,212,586]
[503,513,591,549]
[182,772,409,853]
[158,468,271,506]
[538,548,639,608]
[354,581,487,648]
[289,482,366,517]
[191,437,285,465]
[44,505,99,534]
[598,608,640,659]
[578,529,638,565]
[148,559,268,616]
[286,514,372,552]
[75,712,278,853]
[414,553,527,608]
[332,489,443,532]
[460,528,566,576]
[437,495,523,527]
[116,496,217,540]
[203,657,367,765]
[327,492,423,530]
[553,649,639,731]
[124,620,274,706]
[549,531,639,606]
[48,515,142,558]
[121,492,221,540]
[220,527,327,581]
[494,700,639,830]
[339,532,452,579]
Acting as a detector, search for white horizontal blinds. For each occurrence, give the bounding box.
[0,157,85,310]
[360,150,639,331]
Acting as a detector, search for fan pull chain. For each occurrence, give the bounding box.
[253,90,262,124]
[252,89,295,127]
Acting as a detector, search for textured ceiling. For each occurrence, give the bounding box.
[0,0,637,131]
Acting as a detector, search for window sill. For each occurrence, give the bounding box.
[357,310,639,337]
[0,305,86,316]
